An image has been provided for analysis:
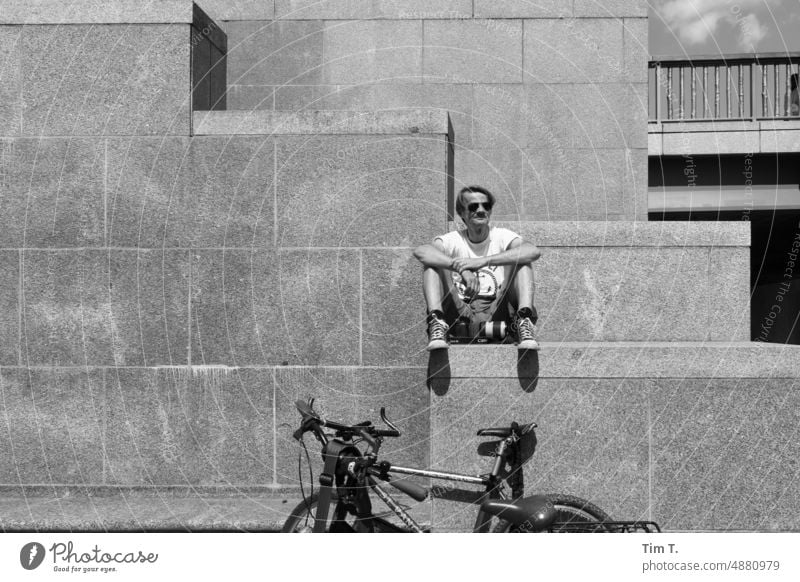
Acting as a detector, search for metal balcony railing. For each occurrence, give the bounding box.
[649,53,800,122]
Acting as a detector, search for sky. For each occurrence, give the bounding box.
[649,0,800,57]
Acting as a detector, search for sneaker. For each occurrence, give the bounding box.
[426,312,450,351]
[515,314,540,350]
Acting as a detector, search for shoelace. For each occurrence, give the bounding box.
[429,317,448,340]
[517,318,535,339]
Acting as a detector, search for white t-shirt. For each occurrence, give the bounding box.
[435,227,520,302]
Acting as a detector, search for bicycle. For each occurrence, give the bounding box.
[283,398,660,533]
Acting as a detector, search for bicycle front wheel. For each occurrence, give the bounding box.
[281,492,411,532]
[282,492,343,532]
[494,494,612,533]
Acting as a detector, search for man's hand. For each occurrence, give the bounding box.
[460,269,480,299]
[451,257,487,273]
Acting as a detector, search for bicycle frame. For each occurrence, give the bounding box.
[313,433,518,533]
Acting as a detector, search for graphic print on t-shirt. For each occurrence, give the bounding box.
[452,267,500,301]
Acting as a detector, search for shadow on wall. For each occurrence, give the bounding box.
[426,350,539,395]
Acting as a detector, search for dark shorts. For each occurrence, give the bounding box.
[441,287,515,325]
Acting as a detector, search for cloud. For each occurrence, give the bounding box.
[655,0,776,50]
[737,13,769,48]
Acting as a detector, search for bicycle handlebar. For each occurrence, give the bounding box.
[292,399,401,441]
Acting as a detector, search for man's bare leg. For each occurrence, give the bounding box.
[423,267,446,313]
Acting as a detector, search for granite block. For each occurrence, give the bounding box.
[533,247,712,341]
[0,494,293,531]
[455,146,524,220]
[104,367,273,486]
[622,148,649,220]
[275,85,328,110]
[0,368,105,484]
[195,110,449,135]
[0,0,192,24]
[228,85,275,110]
[369,84,472,148]
[276,0,374,19]
[107,250,192,366]
[423,20,523,84]
[430,378,649,531]
[0,27,21,136]
[471,84,524,150]
[524,83,647,149]
[275,135,446,247]
[106,137,188,247]
[574,0,648,17]
[188,367,274,485]
[21,25,191,136]
[190,250,360,366]
[708,248,750,341]
[650,379,800,530]
[377,0,472,19]
[0,251,19,365]
[446,343,800,379]
[226,20,323,86]
[523,19,624,83]
[474,0,570,18]
[20,250,118,366]
[322,20,422,85]
[623,18,648,83]
[275,0,471,19]
[0,138,104,248]
[362,249,427,367]
[106,136,275,249]
[274,367,430,485]
[494,220,750,247]
[521,148,626,220]
[200,0,276,21]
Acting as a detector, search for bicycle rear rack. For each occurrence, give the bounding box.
[549,521,661,533]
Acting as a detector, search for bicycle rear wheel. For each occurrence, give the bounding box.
[494,494,612,533]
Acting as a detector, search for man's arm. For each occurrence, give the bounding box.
[450,238,540,273]
[414,239,480,298]
[413,240,457,270]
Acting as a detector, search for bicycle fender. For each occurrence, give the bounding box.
[480,495,556,532]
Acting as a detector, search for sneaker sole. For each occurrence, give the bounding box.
[517,340,540,350]
[427,340,450,351]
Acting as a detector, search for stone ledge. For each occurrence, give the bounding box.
[0,0,193,24]
[193,110,452,136]
[441,343,800,378]
[0,491,290,531]
[494,221,750,247]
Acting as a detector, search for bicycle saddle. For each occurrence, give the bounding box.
[476,422,536,438]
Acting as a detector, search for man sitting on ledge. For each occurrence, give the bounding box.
[413,185,541,351]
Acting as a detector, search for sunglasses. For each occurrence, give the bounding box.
[467,201,493,212]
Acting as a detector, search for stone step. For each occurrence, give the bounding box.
[429,342,800,532]
[0,488,293,531]
[435,341,800,379]
[0,487,430,532]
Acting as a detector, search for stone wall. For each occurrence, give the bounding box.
[212,0,648,220]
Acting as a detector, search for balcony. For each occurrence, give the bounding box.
[648,53,800,155]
